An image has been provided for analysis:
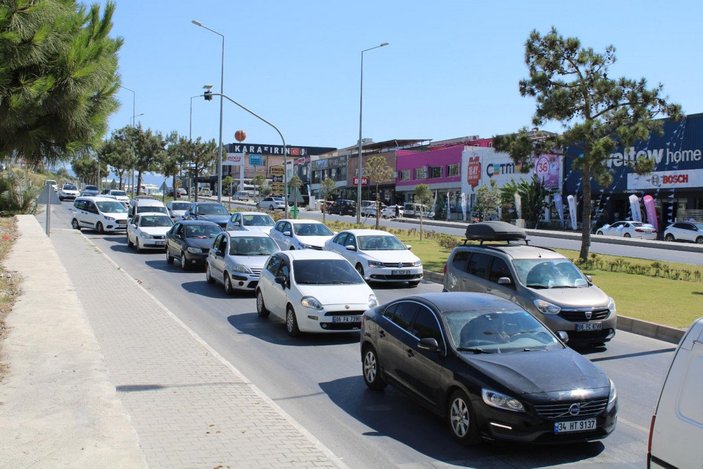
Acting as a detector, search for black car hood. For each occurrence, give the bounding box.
[458,348,609,397]
[197,214,229,224]
[188,237,216,249]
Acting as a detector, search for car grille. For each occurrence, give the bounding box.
[152,235,165,240]
[117,220,127,225]
[559,309,610,322]
[533,398,609,420]
[324,310,365,317]
[250,268,262,275]
[381,262,416,267]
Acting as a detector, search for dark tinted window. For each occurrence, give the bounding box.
[451,251,471,272]
[489,257,513,284]
[411,306,442,343]
[387,301,418,331]
[266,255,282,274]
[467,252,491,278]
[333,233,348,246]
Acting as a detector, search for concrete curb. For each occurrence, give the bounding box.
[422,270,685,344]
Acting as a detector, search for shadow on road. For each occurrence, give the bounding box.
[227,313,360,347]
[319,376,606,468]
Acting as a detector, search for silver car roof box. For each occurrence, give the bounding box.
[465,221,527,245]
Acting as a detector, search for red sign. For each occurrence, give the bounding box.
[467,157,481,188]
[353,177,368,186]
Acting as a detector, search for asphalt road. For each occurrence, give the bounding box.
[37,202,679,468]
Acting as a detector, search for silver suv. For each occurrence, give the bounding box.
[443,221,616,346]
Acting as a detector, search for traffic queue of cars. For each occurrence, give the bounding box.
[65,197,623,447]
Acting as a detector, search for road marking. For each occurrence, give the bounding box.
[617,416,649,434]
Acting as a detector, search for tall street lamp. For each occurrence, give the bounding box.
[356,42,389,223]
[192,19,225,203]
[120,85,137,198]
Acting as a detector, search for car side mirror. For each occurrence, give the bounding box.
[233,221,241,226]
[345,245,356,251]
[557,331,569,343]
[585,275,593,283]
[497,277,512,285]
[406,244,412,250]
[283,231,292,237]
[417,337,440,352]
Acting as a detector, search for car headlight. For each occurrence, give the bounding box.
[481,389,525,413]
[367,260,384,268]
[411,260,423,267]
[186,246,203,254]
[368,294,378,308]
[104,216,115,221]
[607,297,616,314]
[301,296,323,310]
[607,379,617,412]
[140,232,153,239]
[231,264,252,274]
[533,299,561,315]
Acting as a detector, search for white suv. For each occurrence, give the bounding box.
[71,196,129,233]
[58,183,80,201]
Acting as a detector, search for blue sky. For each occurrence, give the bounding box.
[103,0,703,183]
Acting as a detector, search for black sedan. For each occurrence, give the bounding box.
[165,220,222,270]
[360,292,617,445]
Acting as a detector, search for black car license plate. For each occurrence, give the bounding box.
[576,322,603,332]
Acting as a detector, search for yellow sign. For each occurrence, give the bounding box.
[270,165,283,176]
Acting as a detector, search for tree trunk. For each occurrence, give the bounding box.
[419,213,424,240]
[579,160,593,261]
[375,184,380,229]
[137,171,143,196]
[172,175,177,198]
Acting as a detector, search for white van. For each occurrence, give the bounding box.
[71,196,129,233]
[648,317,703,468]
[128,197,168,218]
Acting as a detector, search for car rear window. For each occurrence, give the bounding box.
[293,259,363,285]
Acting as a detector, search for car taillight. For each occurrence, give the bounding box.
[647,414,655,456]
[635,228,645,232]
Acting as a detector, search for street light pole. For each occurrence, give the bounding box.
[356,42,389,223]
[192,20,225,203]
[120,85,137,198]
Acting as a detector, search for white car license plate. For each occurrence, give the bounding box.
[392,269,409,275]
[333,315,361,323]
[154,240,165,246]
[576,322,603,332]
[554,418,597,433]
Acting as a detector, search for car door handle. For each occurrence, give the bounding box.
[406,348,414,358]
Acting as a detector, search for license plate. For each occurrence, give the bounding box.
[392,270,409,275]
[576,322,603,331]
[153,240,165,246]
[554,418,597,433]
[332,315,361,323]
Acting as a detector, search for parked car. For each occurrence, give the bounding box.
[269,219,335,250]
[648,317,703,468]
[360,292,617,445]
[443,221,617,346]
[176,188,188,197]
[361,201,387,217]
[71,196,129,233]
[381,204,403,219]
[257,197,285,211]
[101,189,130,204]
[226,211,275,234]
[595,220,657,239]
[206,231,280,294]
[126,213,174,252]
[328,199,357,216]
[255,250,377,336]
[165,220,222,270]
[58,183,80,201]
[183,201,230,228]
[663,221,703,244]
[128,197,168,218]
[81,185,100,197]
[403,202,434,219]
[324,229,423,286]
[166,200,191,221]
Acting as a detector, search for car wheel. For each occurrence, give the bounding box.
[664,233,674,242]
[256,289,270,318]
[180,252,188,270]
[96,222,104,234]
[362,345,387,391]
[136,239,143,253]
[59,196,64,201]
[596,231,603,235]
[224,273,234,295]
[355,263,365,280]
[166,250,174,264]
[127,234,133,247]
[624,233,631,238]
[286,305,301,337]
[696,236,703,244]
[269,204,275,211]
[448,389,480,445]
[71,218,80,230]
[205,265,215,284]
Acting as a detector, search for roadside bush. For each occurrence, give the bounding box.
[0,169,41,215]
[574,253,702,284]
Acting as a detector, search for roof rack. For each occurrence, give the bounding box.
[464,221,528,245]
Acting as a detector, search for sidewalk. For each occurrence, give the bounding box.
[0,216,344,468]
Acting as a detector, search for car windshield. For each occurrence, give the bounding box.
[197,204,228,215]
[96,201,127,213]
[293,259,364,285]
[513,259,589,289]
[137,206,167,214]
[242,214,274,226]
[170,202,190,211]
[185,224,222,238]
[85,185,98,191]
[358,235,406,251]
[63,184,77,190]
[293,223,333,236]
[695,223,703,230]
[140,215,173,227]
[443,309,561,354]
[229,236,278,256]
[110,190,126,197]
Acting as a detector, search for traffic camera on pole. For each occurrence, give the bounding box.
[203,84,213,101]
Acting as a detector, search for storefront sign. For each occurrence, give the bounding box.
[627,168,703,190]
[467,157,481,188]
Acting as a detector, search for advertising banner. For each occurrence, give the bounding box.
[628,194,642,222]
[461,192,467,221]
[224,153,244,166]
[514,193,522,220]
[554,194,564,227]
[534,154,561,190]
[567,195,577,230]
[627,168,703,190]
[643,195,658,231]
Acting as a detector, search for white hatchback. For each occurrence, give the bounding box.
[324,229,423,286]
[126,213,174,252]
[225,211,275,234]
[255,250,377,336]
[269,219,334,250]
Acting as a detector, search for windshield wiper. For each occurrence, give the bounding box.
[456,347,487,354]
[526,284,548,289]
